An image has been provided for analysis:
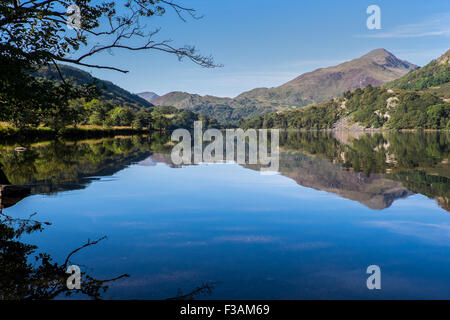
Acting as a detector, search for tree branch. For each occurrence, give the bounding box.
[63,236,107,268]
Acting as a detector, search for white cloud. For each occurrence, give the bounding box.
[359,13,450,39]
[364,220,450,245]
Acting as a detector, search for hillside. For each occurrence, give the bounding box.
[241,86,449,130]
[36,65,153,110]
[153,49,417,123]
[152,91,275,123]
[240,50,450,130]
[387,49,450,93]
[237,48,417,105]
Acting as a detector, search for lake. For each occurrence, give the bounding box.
[1,131,449,299]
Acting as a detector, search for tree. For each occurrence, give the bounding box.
[67,98,88,127]
[107,107,135,126]
[0,0,220,128]
[84,99,113,126]
[152,112,169,132]
[427,104,449,129]
[132,110,152,129]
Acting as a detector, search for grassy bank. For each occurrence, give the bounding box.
[0,124,150,142]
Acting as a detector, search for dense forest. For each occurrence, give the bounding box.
[240,86,449,130]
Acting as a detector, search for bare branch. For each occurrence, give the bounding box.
[1,0,222,77]
[51,58,67,84]
[63,236,107,268]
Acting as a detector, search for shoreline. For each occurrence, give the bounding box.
[1,124,448,140]
[0,125,152,142]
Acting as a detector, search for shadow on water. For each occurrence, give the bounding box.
[0,211,129,300]
[0,210,216,300]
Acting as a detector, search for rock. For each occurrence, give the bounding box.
[0,185,31,209]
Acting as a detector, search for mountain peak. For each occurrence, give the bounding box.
[137,91,160,103]
[151,49,420,123]
[363,48,392,57]
[277,48,417,102]
[359,49,417,70]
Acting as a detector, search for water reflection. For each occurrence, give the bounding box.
[0,131,448,211]
[1,131,449,299]
[0,211,129,299]
[271,130,448,210]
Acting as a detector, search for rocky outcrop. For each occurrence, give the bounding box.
[0,185,31,209]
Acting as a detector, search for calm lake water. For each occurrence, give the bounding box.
[1,131,449,299]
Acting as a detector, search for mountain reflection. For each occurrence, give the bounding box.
[0,131,448,211]
[276,131,449,210]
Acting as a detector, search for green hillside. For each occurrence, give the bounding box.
[387,50,450,91]
[241,85,449,130]
[36,65,153,110]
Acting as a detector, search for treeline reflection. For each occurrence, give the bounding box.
[0,131,448,211]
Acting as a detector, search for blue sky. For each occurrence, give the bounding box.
[75,0,450,97]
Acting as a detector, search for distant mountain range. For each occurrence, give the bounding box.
[147,49,418,123]
[137,91,160,103]
[36,64,153,110]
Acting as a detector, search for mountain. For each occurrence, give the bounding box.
[152,91,274,124]
[240,50,450,130]
[387,49,450,98]
[244,48,417,104]
[153,91,230,107]
[153,49,417,123]
[137,91,160,103]
[36,64,153,109]
[265,152,412,210]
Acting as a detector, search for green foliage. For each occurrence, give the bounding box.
[36,65,153,110]
[240,100,341,130]
[241,86,450,130]
[0,136,161,192]
[0,57,99,131]
[387,56,450,90]
[1,1,216,132]
[132,110,153,130]
[426,104,450,129]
